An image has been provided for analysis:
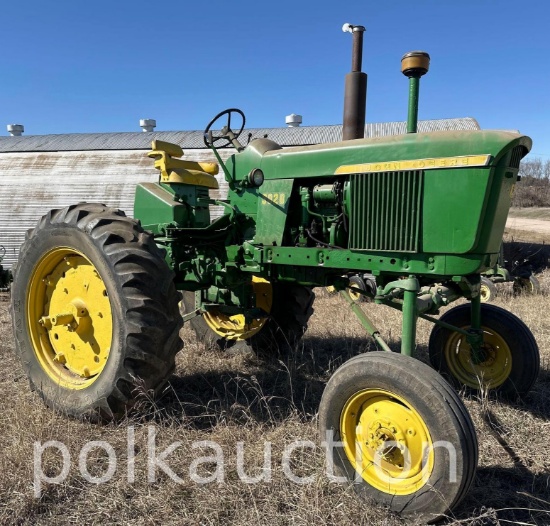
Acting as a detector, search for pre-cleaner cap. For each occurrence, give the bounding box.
[401,51,430,77]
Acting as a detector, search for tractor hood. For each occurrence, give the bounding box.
[229,130,531,180]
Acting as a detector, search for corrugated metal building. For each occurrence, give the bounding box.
[0,118,479,269]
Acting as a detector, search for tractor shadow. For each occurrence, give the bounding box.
[134,335,550,524]
[139,335,550,428]
[452,467,550,525]
[499,366,550,421]
[415,342,550,422]
[445,369,550,524]
[138,335,393,429]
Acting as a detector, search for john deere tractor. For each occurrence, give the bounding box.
[11,25,539,521]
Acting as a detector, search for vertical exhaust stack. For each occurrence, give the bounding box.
[342,23,367,141]
[401,51,430,133]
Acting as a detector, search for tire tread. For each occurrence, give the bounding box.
[11,203,182,419]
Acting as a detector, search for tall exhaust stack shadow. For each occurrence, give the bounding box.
[342,23,367,141]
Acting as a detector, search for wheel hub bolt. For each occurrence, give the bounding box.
[39,317,53,329]
[64,257,77,267]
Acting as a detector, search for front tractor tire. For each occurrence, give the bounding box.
[319,352,478,522]
[11,204,182,420]
[429,303,539,399]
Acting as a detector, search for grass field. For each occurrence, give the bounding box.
[509,207,550,221]
[1,269,549,525]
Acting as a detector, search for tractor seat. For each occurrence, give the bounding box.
[148,140,219,189]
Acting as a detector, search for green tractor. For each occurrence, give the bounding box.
[11,25,539,521]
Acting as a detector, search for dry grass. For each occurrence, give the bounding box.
[1,270,550,525]
[509,207,550,221]
[505,227,550,247]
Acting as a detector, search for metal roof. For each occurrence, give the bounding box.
[0,118,480,153]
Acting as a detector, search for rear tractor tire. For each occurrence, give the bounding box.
[11,203,182,420]
[319,352,478,522]
[183,281,314,353]
[348,274,376,302]
[347,275,368,302]
[429,303,539,399]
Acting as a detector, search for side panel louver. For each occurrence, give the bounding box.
[509,146,524,169]
[349,170,423,252]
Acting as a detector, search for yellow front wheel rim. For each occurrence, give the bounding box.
[27,248,113,390]
[340,388,434,495]
[203,277,272,340]
[480,284,491,302]
[444,326,512,389]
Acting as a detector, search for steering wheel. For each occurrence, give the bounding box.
[203,108,245,148]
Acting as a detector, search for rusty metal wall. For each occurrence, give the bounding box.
[0,149,234,269]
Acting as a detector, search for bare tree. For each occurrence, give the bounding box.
[514,157,550,207]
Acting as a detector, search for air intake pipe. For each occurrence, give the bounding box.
[342,23,367,141]
[401,51,430,133]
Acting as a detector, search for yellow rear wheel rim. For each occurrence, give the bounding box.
[340,388,434,495]
[27,248,113,390]
[444,326,512,389]
[203,277,272,340]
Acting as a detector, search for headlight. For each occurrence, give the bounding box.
[247,168,264,187]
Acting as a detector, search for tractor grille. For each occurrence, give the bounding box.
[349,170,423,252]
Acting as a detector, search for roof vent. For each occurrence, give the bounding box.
[285,114,302,127]
[7,124,24,136]
[139,119,156,132]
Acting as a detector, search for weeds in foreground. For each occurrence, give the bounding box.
[1,271,550,525]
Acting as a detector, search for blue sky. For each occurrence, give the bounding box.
[1,0,549,159]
